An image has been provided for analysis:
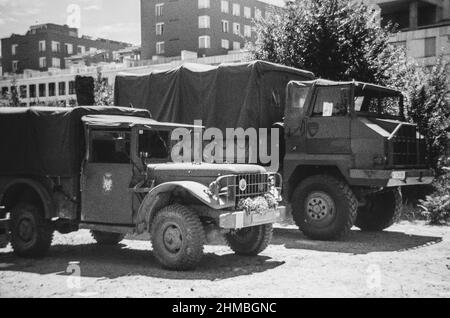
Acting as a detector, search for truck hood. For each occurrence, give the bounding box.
[146,163,267,186]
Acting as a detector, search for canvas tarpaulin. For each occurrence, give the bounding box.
[114,61,314,131]
[0,106,150,177]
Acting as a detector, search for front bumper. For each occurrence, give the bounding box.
[219,206,286,230]
[349,169,434,187]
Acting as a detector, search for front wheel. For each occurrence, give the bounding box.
[291,175,358,241]
[225,224,273,256]
[355,188,402,232]
[10,203,54,258]
[151,204,205,271]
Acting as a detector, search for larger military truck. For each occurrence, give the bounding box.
[283,79,434,240]
[0,107,285,270]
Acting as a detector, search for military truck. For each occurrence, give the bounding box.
[282,79,434,240]
[0,107,285,270]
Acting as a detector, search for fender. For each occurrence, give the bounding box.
[134,181,232,234]
[0,178,55,219]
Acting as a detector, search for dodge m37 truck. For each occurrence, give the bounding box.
[0,107,285,270]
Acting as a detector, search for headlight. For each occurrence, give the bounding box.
[209,181,219,196]
[268,176,276,187]
[373,155,387,166]
[239,178,247,192]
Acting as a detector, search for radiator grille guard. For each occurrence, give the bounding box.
[212,173,282,207]
[387,124,427,168]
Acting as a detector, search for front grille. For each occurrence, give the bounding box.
[388,124,427,167]
[235,174,269,200]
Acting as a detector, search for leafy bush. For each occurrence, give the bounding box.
[419,173,450,225]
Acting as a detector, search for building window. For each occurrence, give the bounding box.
[221,1,229,13]
[198,0,210,9]
[12,44,18,56]
[59,82,66,96]
[233,23,241,35]
[77,45,85,54]
[39,83,46,97]
[255,8,262,19]
[233,41,241,50]
[39,57,47,68]
[49,83,56,97]
[199,36,211,49]
[221,39,229,49]
[232,3,240,16]
[19,85,27,99]
[65,43,73,55]
[29,84,36,98]
[52,58,61,68]
[156,22,164,35]
[244,6,251,19]
[222,20,229,33]
[39,40,46,52]
[12,61,18,73]
[52,41,61,53]
[156,41,165,54]
[424,37,436,57]
[199,16,210,29]
[69,81,76,95]
[244,25,252,38]
[155,3,164,17]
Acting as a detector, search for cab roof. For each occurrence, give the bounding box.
[290,79,402,96]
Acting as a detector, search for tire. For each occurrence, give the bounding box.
[291,175,358,241]
[355,188,402,232]
[91,231,125,245]
[150,204,205,271]
[10,203,53,258]
[225,224,273,256]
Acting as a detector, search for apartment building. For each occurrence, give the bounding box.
[373,0,450,66]
[1,23,132,75]
[141,0,276,59]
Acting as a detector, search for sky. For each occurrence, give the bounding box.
[0,0,285,47]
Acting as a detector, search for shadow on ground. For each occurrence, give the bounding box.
[0,242,284,281]
[271,228,443,254]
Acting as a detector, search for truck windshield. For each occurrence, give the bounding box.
[138,130,170,160]
[354,93,402,118]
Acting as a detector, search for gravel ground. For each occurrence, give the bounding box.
[0,221,449,298]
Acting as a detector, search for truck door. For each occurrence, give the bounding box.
[305,86,352,154]
[81,129,134,225]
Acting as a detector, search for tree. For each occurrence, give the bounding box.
[8,78,20,107]
[94,69,114,106]
[250,0,398,84]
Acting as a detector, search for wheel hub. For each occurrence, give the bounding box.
[306,192,335,222]
[18,218,34,242]
[163,225,183,254]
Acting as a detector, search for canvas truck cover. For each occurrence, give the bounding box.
[0,106,151,177]
[114,61,315,131]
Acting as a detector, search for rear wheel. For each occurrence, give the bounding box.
[291,175,358,241]
[91,231,125,245]
[355,188,402,232]
[225,224,273,256]
[151,204,205,271]
[10,203,53,258]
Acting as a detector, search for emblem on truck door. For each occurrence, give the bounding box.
[102,173,113,194]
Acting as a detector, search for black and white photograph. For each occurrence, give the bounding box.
[0,0,449,302]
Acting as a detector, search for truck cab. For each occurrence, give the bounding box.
[0,107,285,270]
[283,79,434,240]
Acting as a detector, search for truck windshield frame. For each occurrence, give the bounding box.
[353,87,404,120]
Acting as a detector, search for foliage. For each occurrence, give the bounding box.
[419,173,450,225]
[250,0,398,83]
[94,70,114,106]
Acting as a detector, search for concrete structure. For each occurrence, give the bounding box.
[0,51,250,107]
[373,0,450,66]
[141,0,277,60]
[1,23,132,75]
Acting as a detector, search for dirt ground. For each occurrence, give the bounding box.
[0,221,449,298]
